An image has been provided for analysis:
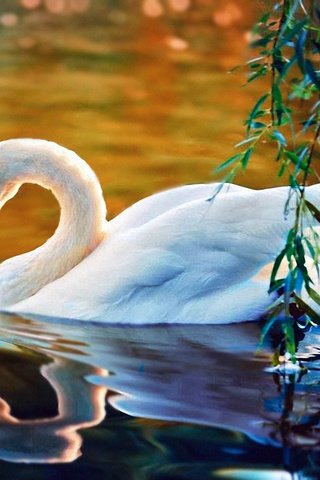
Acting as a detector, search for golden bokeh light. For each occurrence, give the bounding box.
[142,0,164,18]
[69,0,91,13]
[167,0,190,13]
[0,13,18,27]
[212,2,243,28]
[44,0,66,14]
[165,36,188,50]
[21,0,42,9]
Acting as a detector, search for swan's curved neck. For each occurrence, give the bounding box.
[0,139,107,306]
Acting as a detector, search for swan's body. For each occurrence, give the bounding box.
[0,139,318,323]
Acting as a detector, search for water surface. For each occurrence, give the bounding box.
[0,313,320,478]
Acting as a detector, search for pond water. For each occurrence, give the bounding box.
[1,313,320,479]
[0,1,320,479]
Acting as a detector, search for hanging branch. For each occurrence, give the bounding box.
[216,0,320,360]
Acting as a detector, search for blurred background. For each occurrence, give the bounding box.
[0,0,271,260]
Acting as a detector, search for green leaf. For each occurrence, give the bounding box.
[241,148,253,169]
[304,237,316,260]
[248,93,270,121]
[277,161,287,177]
[289,174,300,189]
[249,63,263,70]
[234,136,259,147]
[301,114,317,132]
[305,200,320,223]
[285,150,299,163]
[294,235,309,284]
[293,295,320,325]
[251,34,274,48]
[305,60,320,90]
[283,321,296,357]
[258,12,271,24]
[275,144,284,162]
[215,153,243,172]
[269,278,286,293]
[251,122,267,129]
[307,287,320,306]
[303,239,319,277]
[272,84,285,125]
[286,228,296,247]
[291,81,317,100]
[269,247,287,290]
[259,303,285,345]
[295,29,307,72]
[278,19,309,48]
[284,271,293,311]
[284,150,308,171]
[272,130,287,145]
[280,55,297,79]
[272,83,283,105]
[247,67,268,83]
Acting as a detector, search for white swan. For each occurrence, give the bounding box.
[0,138,318,323]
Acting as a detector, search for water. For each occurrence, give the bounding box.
[1,312,320,479]
[1,1,320,478]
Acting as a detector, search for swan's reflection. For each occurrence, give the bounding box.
[0,350,108,463]
[0,313,319,464]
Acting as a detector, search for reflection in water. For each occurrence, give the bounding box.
[0,354,107,463]
[0,313,320,469]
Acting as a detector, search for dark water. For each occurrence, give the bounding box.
[0,313,320,478]
[1,1,320,479]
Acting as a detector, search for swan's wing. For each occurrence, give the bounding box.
[110,183,250,233]
[12,185,320,323]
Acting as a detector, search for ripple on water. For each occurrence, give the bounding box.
[0,313,319,478]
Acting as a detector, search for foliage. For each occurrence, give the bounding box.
[216,0,320,360]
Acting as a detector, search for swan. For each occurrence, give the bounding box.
[0,138,318,323]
